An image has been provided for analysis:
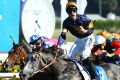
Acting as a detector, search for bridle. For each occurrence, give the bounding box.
[4,44,27,67]
[31,48,62,75]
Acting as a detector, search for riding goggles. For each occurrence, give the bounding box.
[66,6,77,14]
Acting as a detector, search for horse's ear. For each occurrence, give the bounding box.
[13,41,16,47]
[20,44,24,46]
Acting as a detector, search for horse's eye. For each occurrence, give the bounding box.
[16,52,19,54]
[33,58,36,61]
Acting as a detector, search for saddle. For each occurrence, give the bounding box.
[73,60,91,80]
[72,60,107,80]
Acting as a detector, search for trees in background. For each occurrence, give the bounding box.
[86,0,120,17]
[52,0,120,18]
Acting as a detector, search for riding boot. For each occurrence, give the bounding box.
[82,57,99,80]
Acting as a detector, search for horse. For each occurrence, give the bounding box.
[3,43,29,72]
[20,48,120,80]
[19,47,83,80]
[101,63,120,80]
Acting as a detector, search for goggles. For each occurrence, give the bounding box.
[66,6,77,14]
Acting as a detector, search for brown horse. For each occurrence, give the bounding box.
[3,43,29,72]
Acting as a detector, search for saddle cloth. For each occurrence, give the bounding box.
[73,60,107,80]
[72,60,91,80]
[95,66,107,80]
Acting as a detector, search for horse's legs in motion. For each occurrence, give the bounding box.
[82,57,98,79]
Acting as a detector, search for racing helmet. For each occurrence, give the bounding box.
[29,34,39,44]
[66,2,77,13]
[94,35,106,45]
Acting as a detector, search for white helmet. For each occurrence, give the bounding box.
[94,35,106,45]
[29,34,39,44]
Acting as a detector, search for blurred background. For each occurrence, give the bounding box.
[0,0,120,52]
[53,0,120,19]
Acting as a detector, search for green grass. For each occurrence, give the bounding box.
[52,29,102,42]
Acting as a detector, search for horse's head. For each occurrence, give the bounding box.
[20,48,67,80]
[3,44,29,72]
[20,52,47,80]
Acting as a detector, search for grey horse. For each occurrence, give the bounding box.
[19,50,84,80]
[20,50,120,80]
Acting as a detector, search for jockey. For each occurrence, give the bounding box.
[102,33,120,64]
[57,1,98,80]
[92,35,120,65]
[29,34,58,51]
[110,38,120,64]
[111,39,120,54]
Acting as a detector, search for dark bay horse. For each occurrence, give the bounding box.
[20,48,120,80]
[3,43,29,72]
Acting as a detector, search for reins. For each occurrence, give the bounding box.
[34,48,62,74]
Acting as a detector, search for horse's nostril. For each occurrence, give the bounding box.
[22,74,26,77]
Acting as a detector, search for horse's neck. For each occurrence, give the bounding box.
[55,58,68,73]
[41,52,68,73]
